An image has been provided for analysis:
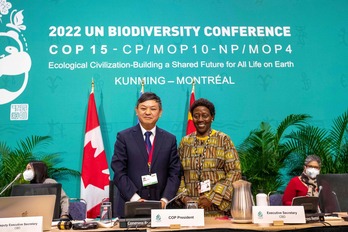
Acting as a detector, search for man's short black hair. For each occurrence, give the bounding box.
[136,92,162,110]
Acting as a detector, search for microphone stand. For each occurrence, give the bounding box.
[318,186,323,213]
[0,173,21,196]
[165,189,187,209]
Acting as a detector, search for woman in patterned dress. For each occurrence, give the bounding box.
[177,98,242,216]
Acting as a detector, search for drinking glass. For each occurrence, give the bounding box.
[100,201,112,223]
[186,201,198,209]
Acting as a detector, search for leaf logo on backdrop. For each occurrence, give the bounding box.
[0,1,32,105]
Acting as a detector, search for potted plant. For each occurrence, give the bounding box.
[237,114,310,196]
[284,110,348,175]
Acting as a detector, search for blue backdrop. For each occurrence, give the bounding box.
[1,0,347,198]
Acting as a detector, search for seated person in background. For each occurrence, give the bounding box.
[282,155,321,206]
[23,161,70,219]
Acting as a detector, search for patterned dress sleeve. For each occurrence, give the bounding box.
[205,133,242,211]
[177,138,189,199]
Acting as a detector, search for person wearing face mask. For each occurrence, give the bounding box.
[176,98,242,216]
[23,161,70,219]
[282,155,321,206]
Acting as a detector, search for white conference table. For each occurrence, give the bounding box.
[50,216,348,232]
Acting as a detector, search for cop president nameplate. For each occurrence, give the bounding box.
[252,206,306,224]
[151,209,204,227]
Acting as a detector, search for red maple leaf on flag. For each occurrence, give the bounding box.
[82,141,109,189]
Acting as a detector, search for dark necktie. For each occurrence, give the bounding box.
[144,131,152,153]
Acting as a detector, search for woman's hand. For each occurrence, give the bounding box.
[198,196,212,209]
[182,196,193,205]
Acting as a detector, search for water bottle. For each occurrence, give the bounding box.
[256,190,269,206]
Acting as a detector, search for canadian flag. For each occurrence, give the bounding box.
[186,86,196,135]
[81,91,110,218]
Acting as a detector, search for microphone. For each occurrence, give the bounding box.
[318,185,323,213]
[165,189,187,209]
[331,191,341,212]
[0,173,22,196]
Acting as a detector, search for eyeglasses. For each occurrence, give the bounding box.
[306,165,320,169]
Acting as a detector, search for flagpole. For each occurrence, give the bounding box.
[91,78,94,93]
[141,80,145,93]
[186,80,196,135]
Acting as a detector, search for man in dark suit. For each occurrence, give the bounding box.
[111,92,181,218]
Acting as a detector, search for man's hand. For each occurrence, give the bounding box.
[160,200,166,209]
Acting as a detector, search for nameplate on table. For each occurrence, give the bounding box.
[151,209,204,227]
[252,206,306,224]
[0,216,43,232]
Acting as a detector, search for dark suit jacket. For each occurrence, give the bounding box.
[111,124,181,217]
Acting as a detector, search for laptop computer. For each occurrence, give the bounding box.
[0,195,56,231]
[119,201,162,228]
[291,196,325,223]
[11,183,62,220]
[124,200,162,218]
[292,196,319,214]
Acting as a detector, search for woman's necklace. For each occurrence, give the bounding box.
[194,129,212,183]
